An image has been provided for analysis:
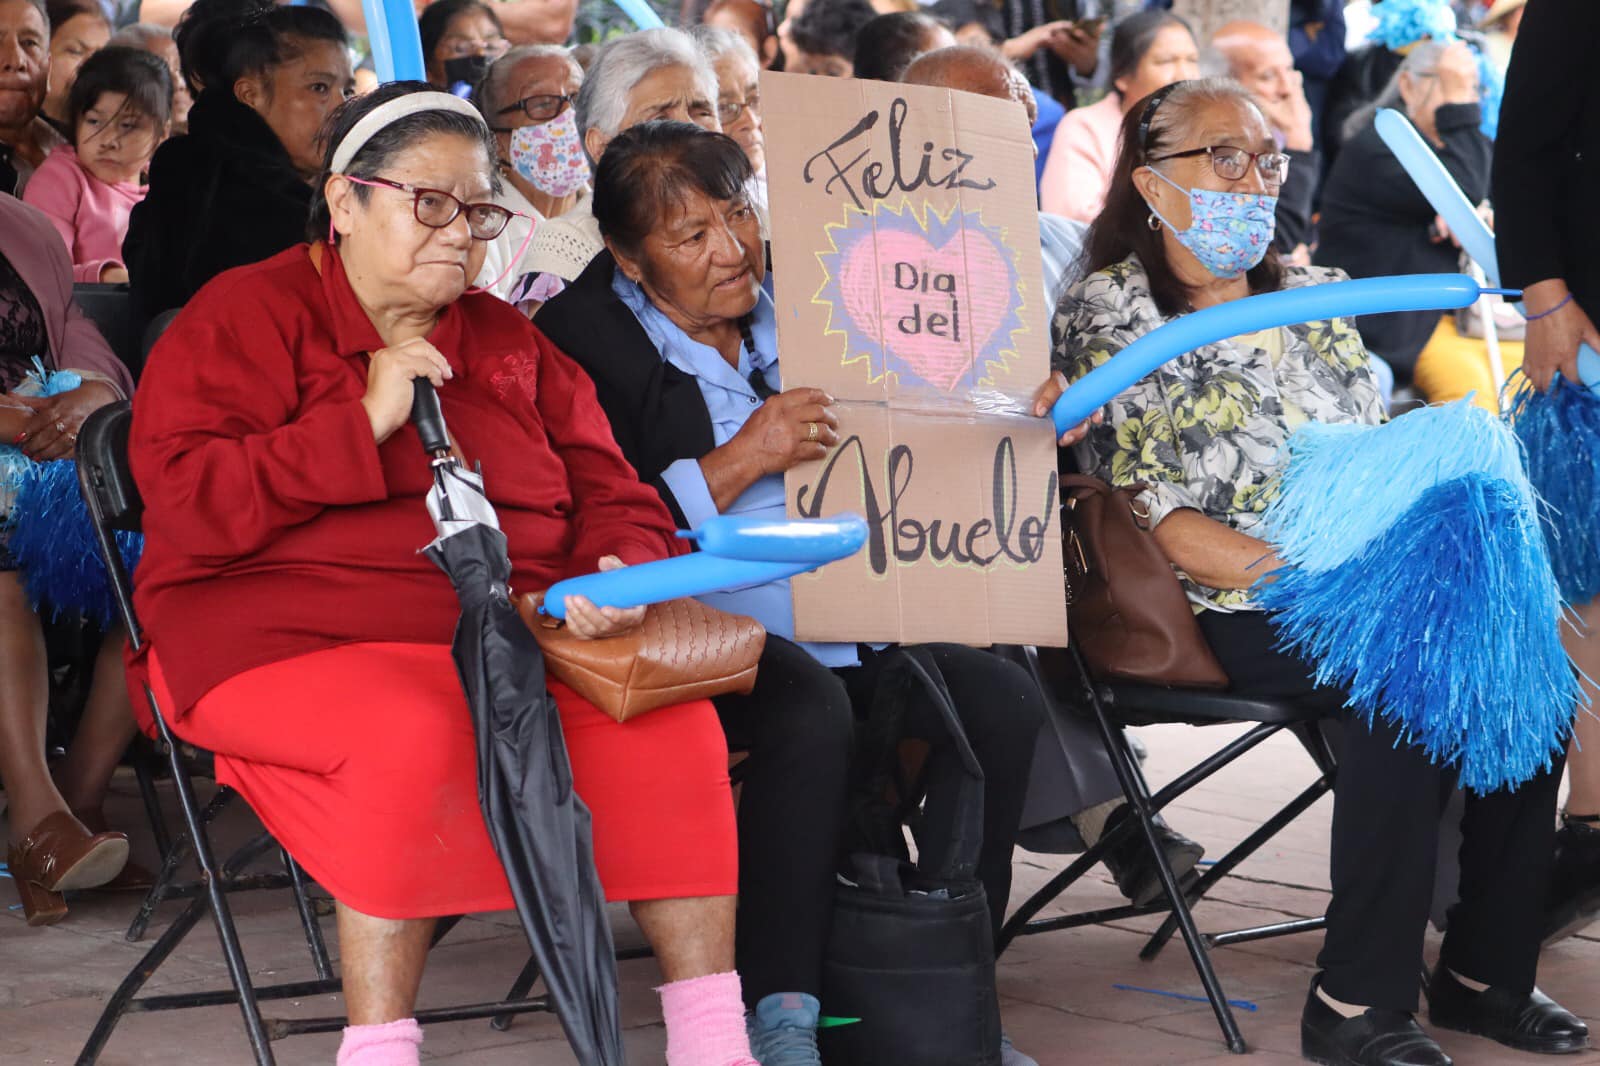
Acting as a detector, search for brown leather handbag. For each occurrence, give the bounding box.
[516,593,766,722]
[1055,474,1229,689]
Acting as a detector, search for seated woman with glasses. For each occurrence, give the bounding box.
[472,44,585,299]
[129,83,763,1066]
[513,28,721,309]
[537,119,1048,1066]
[693,27,766,215]
[419,0,510,94]
[1036,77,1586,1066]
[1316,39,1492,399]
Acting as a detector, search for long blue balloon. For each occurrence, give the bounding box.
[1051,274,1488,434]
[1374,108,1501,287]
[1375,107,1600,392]
[363,0,426,82]
[677,514,868,562]
[542,556,814,619]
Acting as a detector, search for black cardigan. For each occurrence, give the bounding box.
[1313,103,1491,378]
[534,250,716,528]
[122,91,314,319]
[1493,0,1600,323]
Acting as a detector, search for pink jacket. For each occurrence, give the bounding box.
[1039,93,1126,224]
[22,146,146,285]
[0,194,134,398]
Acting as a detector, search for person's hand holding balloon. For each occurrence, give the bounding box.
[1033,370,1101,447]
[562,555,648,639]
[1521,279,1600,392]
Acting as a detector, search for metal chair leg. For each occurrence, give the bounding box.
[147,683,274,1063]
[490,955,544,1031]
[1077,650,1249,1055]
[283,849,333,981]
[78,832,280,1065]
[126,787,235,943]
[1139,777,1333,961]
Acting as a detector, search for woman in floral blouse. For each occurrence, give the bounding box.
[1038,78,1585,1066]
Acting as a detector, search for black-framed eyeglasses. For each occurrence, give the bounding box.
[494,92,574,125]
[1149,144,1291,185]
[343,175,512,240]
[717,90,760,126]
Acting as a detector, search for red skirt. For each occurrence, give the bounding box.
[146,642,738,919]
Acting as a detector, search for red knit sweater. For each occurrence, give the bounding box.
[130,244,679,713]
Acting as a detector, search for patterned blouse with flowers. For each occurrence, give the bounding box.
[1053,253,1386,613]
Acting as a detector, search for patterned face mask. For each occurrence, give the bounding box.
[508,108,588,199]
[1146,168,1277,279]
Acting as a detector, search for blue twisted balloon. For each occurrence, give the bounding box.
[1050,273,1490,435]
[542,515,867,618]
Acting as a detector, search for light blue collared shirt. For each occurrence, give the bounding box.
[612,271,860,668]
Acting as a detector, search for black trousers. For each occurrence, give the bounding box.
[713,636,856,1006]
[836,643,1047,939]
[1199,610,1564,1013]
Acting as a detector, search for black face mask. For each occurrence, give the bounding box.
[443,55,490,94]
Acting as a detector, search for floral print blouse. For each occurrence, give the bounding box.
[1053,254,1386,612]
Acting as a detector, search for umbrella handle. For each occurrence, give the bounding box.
[412,380,451,457]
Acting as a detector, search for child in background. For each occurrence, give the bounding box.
[23,47,171,285]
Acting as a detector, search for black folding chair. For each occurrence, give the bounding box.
[71,283,147,378]
[999,642,1340,1055]
[73,403,557,1065]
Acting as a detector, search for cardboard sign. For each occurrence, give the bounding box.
[763,73,1068,647]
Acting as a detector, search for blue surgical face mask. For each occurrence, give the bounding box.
[1145,167,1277,279]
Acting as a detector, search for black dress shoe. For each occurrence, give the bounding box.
[1427,966,1589,1054]
[1301,979,1451,1066]
[1544,815,1600,945]
[1100,805,1204,907]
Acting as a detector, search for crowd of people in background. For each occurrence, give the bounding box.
[3,0,1599,1064]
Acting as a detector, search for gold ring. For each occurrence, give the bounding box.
[55,421,66,433]
[806,421,818,442]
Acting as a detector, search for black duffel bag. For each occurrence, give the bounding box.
[820,648,1001,1066]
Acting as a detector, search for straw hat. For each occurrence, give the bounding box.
[1479,0,1526,29]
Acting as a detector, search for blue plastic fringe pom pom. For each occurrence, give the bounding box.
[1259,467,1577,794]
[1505,375,1600,604]
[5,459,141,627]
[1260,400,1531,572]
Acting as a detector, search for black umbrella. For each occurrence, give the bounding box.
[413,382,626,1065]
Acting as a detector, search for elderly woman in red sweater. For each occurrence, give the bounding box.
[129,83,757,1066]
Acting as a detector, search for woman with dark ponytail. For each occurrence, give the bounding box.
[121,0,354,319]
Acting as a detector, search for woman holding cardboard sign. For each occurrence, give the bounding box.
[537,119,1048,1066]
[1035,78,1584,1066]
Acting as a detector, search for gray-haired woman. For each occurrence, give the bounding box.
[517,27,720,297]
[1314,39,1489,386]
[128,82,762,1066]
[693,25,766,212]
[473,44,586,297]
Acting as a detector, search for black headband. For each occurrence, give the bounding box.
[1136,81,1184,157]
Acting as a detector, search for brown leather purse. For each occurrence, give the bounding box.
[516,593,766,722]
[1054,474,1229,689]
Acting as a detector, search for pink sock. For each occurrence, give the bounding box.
[657,971,759,1066]
[336,1018,422,1066]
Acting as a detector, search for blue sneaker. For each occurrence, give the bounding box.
[747,992,822,1066]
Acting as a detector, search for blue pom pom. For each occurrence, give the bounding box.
[5,459,141,627]
[1260,400,1530,572]
[1505,375,1600,603]
[1367,0,1458,50]
[1259,471,1577,794]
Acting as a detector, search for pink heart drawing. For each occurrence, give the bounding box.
[835,225,1016,391]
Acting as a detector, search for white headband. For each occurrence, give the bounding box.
[329,92,487,175]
